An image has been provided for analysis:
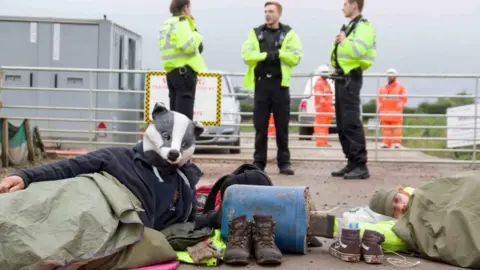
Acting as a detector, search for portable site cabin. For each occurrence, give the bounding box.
[0,16,144,149]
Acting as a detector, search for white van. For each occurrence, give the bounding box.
[297,66,336,139]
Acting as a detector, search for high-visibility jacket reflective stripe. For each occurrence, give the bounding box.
[330,18,376,75]
[159,16,207,73]
[241,27,303,90]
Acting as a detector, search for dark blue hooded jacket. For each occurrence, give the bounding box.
[11,143,201,230]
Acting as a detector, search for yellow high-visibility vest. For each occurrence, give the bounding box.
[330,17,376,75]
[241,24,303,90]
[159,15,207,73]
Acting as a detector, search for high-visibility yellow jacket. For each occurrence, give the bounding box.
[330,17,376,75]
[159,15,207,73]
[241,24,303,90]
[176,229,226,266]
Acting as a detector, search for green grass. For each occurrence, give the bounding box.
[366,116,479,160]
[240,121,299,133]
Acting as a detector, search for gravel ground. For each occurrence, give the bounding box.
[190,160,475,270]
[1,153,475,269]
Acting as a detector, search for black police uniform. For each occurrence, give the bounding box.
[331,16,369,179]
[252,24,293,174]
[165,19,204,120]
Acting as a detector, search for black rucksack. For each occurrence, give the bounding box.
[194,164,273,230]
[202,164,273,214]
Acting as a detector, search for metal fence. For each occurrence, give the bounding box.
[1,66,479,164]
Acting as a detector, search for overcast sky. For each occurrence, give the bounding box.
[1,0,480,105]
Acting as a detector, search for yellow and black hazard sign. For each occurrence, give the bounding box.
[144,71,222,126]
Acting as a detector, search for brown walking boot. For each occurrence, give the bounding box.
[252,215,282,265]
[329,229,361,262]
[361,230,385,264]
[223,215,252,265]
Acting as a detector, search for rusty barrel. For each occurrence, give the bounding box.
[220,185,309,254]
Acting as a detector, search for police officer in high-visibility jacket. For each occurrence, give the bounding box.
[159,0,207,120]
[329,0,376,180]
[378,68,408,149]
[241,1,303,175]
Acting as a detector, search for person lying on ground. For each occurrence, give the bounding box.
[315,171,480,268]
[0,103,204,230]
[0,103,209,269]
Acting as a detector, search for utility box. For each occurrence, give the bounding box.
[0,16,144,149]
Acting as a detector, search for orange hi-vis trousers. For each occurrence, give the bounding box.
[314,110,332,146]
[381,119,403,146]
[313,77,333,147]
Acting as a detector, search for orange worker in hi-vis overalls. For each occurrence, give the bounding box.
[377,68,408,149]
[313,65,334,147]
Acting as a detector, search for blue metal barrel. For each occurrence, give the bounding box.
[220,185,308,254]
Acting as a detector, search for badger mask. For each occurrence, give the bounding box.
[142,102,204,167]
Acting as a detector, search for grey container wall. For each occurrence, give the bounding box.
[0,16,144,149]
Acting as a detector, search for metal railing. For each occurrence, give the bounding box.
[1,66,479,164]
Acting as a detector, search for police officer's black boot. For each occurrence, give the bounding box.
[331,162,355,177]
[253,162,265,171]
[279,165,294,175]
[343,164,370,180]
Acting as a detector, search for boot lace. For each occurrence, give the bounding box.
[228,221,248,248]
[254,222,275,248]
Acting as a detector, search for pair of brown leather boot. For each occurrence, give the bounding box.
[329,228,386,264]
[223,214,282,266]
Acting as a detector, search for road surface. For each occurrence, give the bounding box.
[195,132,444,162]
[0,134,470,269]
[188,160,473,270]
[190,133,467,269]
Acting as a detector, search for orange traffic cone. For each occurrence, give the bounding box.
[268,114,276,137]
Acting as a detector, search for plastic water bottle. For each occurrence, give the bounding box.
[338,208,359,240]
[346,209,360,230]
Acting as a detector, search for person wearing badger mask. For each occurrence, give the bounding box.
[0,102,204,231]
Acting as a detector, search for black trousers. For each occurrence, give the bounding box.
[334,74,368,165]
[166,66,197,120]
[253,77,291,168]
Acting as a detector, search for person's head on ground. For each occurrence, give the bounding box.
[170,0,191,16]
[343,0,363,19]
[369,187,411,218]
[386,68,398,84]
[264,1,282,28]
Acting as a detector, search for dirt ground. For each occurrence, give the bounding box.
[188,160,475,270]
[1,155,474,269]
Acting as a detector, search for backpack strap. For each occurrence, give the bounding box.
[202,164,273,213]
[202,174,231,213]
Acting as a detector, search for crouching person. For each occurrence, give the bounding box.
[0,102,206,269]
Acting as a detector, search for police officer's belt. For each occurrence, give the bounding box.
[330,68,362,80]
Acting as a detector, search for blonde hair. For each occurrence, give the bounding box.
[397,188,411,197]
